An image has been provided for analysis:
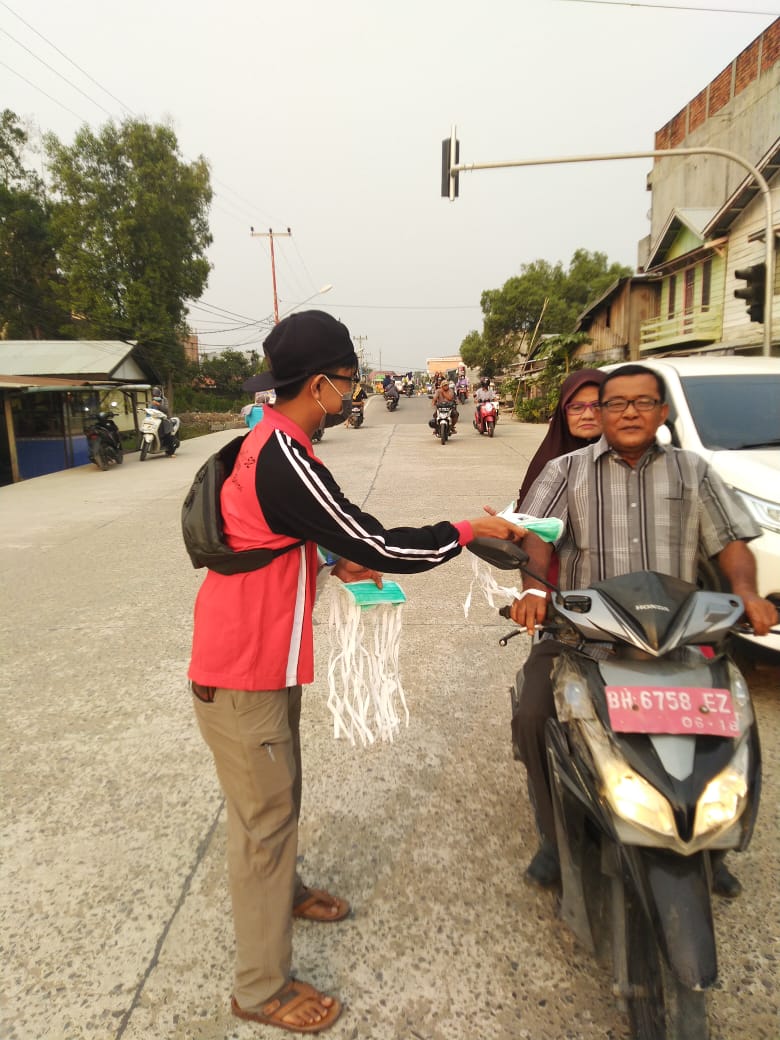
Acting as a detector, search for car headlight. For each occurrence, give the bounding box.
[733,488,780,536]
[597,749,677,838]
[693,742,749,839]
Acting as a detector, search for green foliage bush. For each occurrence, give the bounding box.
[173,386,243,413]
[515,396,551,423]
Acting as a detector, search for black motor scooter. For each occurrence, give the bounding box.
[84,403,123,470]
[469,537,765,1040]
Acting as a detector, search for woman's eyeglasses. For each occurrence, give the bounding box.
[565,401,601,415]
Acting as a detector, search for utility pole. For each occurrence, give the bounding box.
[250,227,292,324]
[354,334,368,376]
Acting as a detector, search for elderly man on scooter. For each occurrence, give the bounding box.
[509,363,778,898]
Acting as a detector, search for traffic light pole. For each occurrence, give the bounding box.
[447,140,774,356]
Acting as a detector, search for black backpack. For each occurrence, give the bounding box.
[181,434,303,575]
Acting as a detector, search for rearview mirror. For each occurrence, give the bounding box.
[468,537,529,570]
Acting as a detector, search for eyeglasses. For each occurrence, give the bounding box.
[319,371,358,386]
[601,396,661,414]
[565,401,601,415]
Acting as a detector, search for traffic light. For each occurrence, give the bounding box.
[441,129,460,200]
[734,262,766,323]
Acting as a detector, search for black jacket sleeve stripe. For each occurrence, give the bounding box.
[277,432,459,561]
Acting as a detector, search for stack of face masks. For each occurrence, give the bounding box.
[463,507,564,617]
[326,580,409,747]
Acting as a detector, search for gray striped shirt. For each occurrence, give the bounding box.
[519,437,759,589]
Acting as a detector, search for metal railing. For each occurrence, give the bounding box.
[639,307,723,351]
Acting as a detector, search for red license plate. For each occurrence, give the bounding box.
[605,686,738,736]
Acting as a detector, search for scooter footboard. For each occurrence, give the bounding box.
[625,846,717,989]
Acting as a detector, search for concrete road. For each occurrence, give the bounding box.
[1,397,778,1040]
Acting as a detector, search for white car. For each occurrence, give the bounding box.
[607,356,780,654]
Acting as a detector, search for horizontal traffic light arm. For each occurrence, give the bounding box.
[441,137,775,355]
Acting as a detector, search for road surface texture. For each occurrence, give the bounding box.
[1,395,777,1039]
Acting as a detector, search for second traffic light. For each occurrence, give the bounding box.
[734,262,766,323]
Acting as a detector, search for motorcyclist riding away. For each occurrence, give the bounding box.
[345,381,368,426]
[382,373,399,402]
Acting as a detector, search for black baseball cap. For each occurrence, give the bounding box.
[243,310,358,392]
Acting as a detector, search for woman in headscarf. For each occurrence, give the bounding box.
[516,368,606,508]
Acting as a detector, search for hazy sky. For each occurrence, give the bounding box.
[3,0,777,371]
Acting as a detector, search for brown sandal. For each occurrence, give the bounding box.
[231,980,342,1033]
[293,886,350,922]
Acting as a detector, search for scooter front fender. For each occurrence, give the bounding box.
[623,846,717,989]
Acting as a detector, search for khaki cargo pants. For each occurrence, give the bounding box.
[193,684,302,1011]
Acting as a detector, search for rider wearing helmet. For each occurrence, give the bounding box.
[151,386,170,416]
[474,376,496,403]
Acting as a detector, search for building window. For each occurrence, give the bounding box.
[684,268,695,326]
[668,274,676,319]
[701,258,711,311]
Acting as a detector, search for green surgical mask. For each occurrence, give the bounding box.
[498,506,564,544]
[342,580,407,608]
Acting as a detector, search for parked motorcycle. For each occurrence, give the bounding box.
[84,403,123,470]
[473,400,498,437]
[384,390,399,412]
[431,400,456,444]
[469,537,762,1040]
[137,405,181,460]
[346,404,364,428]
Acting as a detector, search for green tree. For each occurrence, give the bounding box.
[45,118,213,384]
[477,250,631,375]
[200,349,258,394]
[0,110,69,338]
[515,332,593,422]
[458,329,486,371]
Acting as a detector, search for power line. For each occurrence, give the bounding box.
[315,301,482,311]
[557,1,779,14]
[0,1,325,337]
[0,25,115,117]
[0,58,89,121]
[0,0,135,114]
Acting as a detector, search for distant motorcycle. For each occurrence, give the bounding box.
[84,403,123,470]
[455,379,469,404]
[384,390,399,412]
[403,383,415,398]
[346,404,364,428]
[474,400,498,437]
[138,405,181,460]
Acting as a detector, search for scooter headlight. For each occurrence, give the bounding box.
[594,743,676,838]
[693,742,749,839]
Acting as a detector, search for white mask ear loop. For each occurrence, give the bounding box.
[314,375,341,416]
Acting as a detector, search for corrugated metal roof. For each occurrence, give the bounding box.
[0,374,91,389]
[0,340,139,378]
[704,138,780,239]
